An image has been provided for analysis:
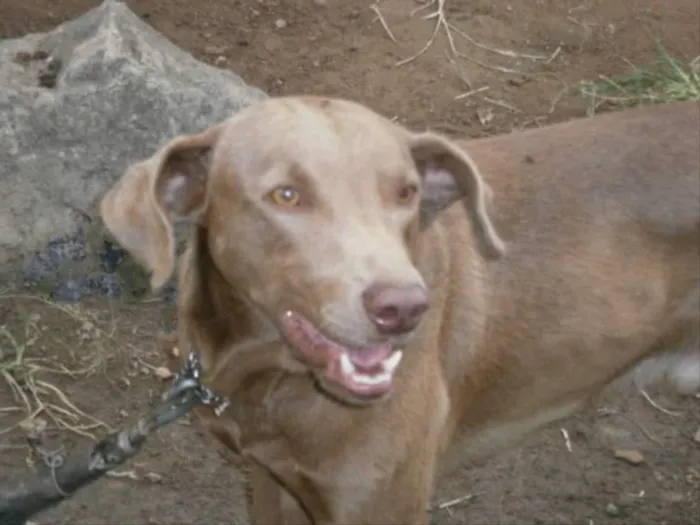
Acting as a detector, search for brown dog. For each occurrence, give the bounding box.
[101,97,700,524]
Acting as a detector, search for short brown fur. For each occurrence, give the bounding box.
[101,97,700,524]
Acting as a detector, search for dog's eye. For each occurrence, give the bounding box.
[269,186,301,207]
[397,183,419,205]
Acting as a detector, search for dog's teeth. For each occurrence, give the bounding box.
[382,350,403,375]
[340,352,356,376]
[353,372,391,386]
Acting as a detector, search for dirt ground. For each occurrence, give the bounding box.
[1,1,699,524]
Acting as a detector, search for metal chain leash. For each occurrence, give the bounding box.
[0,350,229,525]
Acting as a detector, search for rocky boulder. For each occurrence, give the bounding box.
[0,0,266,301]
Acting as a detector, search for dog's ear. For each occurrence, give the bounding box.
[100,124,223,289]
[408,131,505,259]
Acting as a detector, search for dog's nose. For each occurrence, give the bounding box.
[362,283,429,335]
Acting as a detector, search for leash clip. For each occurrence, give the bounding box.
[155,351,230,428]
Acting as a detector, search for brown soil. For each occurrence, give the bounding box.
[1,1,699,524]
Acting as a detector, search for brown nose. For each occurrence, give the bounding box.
[362,282,429,335]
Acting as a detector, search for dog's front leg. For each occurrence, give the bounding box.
[247,462,312,525]
[243,439,340,525]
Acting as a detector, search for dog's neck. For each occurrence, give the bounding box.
[176,226,279,371]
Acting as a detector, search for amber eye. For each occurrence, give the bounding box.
[397,183,419,205]
[269,185,301,207]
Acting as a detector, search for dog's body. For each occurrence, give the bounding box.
[101,97,700,524]
[440,103,700,462]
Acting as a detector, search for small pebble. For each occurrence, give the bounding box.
[144,472,163,483]
[605,503,620,517]
[275,18,287,29]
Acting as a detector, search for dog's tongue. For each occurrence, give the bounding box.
[345,344,394,372]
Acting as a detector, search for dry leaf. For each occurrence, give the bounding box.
[19,417,47,439]
[614,449,645,465]
[154,366,173,380]
[476,106,494,126]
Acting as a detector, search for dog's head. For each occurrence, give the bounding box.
[101,96,504,406]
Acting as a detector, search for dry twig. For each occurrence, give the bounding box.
[370,3,397,44]
[395,0,547,78]
[436,492,482,510]
[482,96,522,113]
[0,301,110,441]
[560,427,573,452]
[640,389,683,417]
[454,86,489,100]
[447,22,548,61]
[597,407,662,447]
[396,0,457,66]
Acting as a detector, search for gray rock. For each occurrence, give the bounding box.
[0,0,267,300]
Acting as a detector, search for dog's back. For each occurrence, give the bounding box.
[469,100,699,241]
[436,101,700,461]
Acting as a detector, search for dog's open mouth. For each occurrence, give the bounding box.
[280,311,403,400]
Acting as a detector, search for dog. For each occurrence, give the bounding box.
[100,96,700,524]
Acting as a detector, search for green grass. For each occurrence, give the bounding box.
[553,41,700,115]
